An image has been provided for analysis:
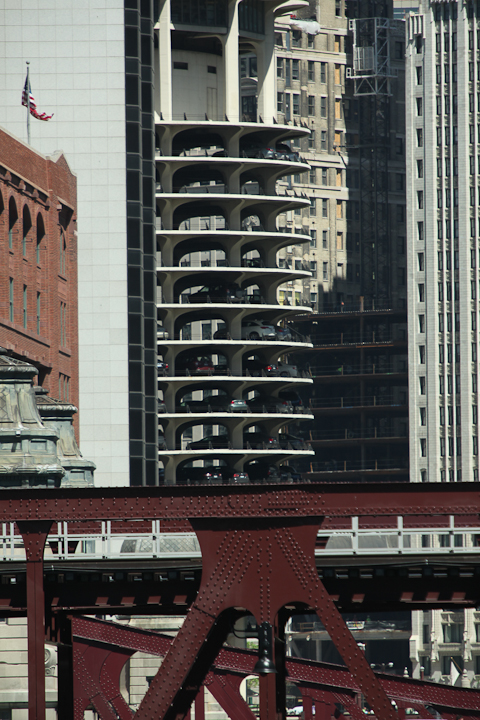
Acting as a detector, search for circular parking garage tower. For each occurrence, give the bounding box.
[155,0,315,484]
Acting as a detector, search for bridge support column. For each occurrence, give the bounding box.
[17,521,52,720]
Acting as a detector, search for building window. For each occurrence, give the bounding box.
[419,376,426,395]
[417,128,423,147]
[322,262,328,281]
[23,285,27,329]
[416,66,423,85]
[322,230,328,248]
[9,278,13,323]
[8,198,17,250]
[308,61,315,81]
[417,159,423,178]
[292,94,299,115]
[320,96,327,117]
[36,215,44,264]
[416,97,423,116]
[334,64,341,85]
[321,131,327,150]
[418,284,425,302]
[309,168,316,184]
[308,129,315,150]
[308,96,315,116]
[22,206,31,257]
[310,229,316,247]
[417,222,424,241]
[442,624,464,643]
[335,0,341,16]
[292,30,301,47]
[336,232,343,250]
[418,253,424,271]
[276,57,283,78]
[419,345,425,364]
[321,168,327,185]
[60,302,67,347]
[310,198,316,217]
[417,191,423,209]
[36,292,40,335]
[336,200,343,219]
[322,199,328,218]
[420,438,426,457]
[60,230,67,276]
[420,407,426,426]
[292,59,299,80]
[277,92,284,113]
[320,62,326,83]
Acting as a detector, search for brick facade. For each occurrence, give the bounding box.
[0,127,79,437]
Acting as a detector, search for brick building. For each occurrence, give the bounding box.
[0,127,79,431]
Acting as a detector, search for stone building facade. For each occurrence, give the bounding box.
[0,127,79,433]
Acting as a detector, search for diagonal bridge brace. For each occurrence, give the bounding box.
[135,516,398,720]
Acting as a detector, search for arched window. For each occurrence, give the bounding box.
[36,213,45,264]
[8,197,18,250]
[59,229,66,275]
[22,205,31,257]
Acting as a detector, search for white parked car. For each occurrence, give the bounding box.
[241,320,276,341]
[157,324,169,340]
[277,361,299,377]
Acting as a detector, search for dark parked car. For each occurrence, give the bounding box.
[188,283,244,303]
[240,142,277,160]
[176,356,214,376]
[243,358,279,377]
[275,143,301,163]
[243,432,278,449]
[246,395,293,414]
[187,434,230,450]
[278,433,308,450]
[213,326,230,340]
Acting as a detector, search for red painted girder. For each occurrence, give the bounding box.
[1,483,480,522]
[72,618,480,715]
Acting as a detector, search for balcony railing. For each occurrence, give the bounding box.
[310,331,405,347]
[310,363,406,377]
[309,395,406,409]
[308,459,408,473]
[308,427,408,441]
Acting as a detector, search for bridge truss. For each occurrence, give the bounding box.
[3,482,480,720]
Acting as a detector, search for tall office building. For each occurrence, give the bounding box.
[406,0,479,485]
[0,1,157,486]
[263,0,409,481]
[406,0,480,685]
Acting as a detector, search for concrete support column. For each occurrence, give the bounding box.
[224,0,240,121]
[158,0,172,121]
[256,8,276,123]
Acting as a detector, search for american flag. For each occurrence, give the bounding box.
[21,76,53,121]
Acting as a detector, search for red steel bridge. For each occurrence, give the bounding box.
[4,482,480,720]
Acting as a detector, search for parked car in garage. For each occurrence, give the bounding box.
[187,434,230,450]
[241,320,276,341]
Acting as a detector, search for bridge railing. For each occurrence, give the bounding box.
[1,516,479,561]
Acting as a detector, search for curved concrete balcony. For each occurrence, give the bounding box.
[157,229,312,270]
[156,120,310,158]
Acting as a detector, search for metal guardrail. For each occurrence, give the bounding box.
[309,459,408,473]
[309,428,408,441]
[2,516,480,561]
[309,396,404,409]
[309,364,405,377]
[316,516,480,556]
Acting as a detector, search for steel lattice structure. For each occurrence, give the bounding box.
[4,482,480,720]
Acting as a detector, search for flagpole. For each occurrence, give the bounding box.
[26,62,31,145]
